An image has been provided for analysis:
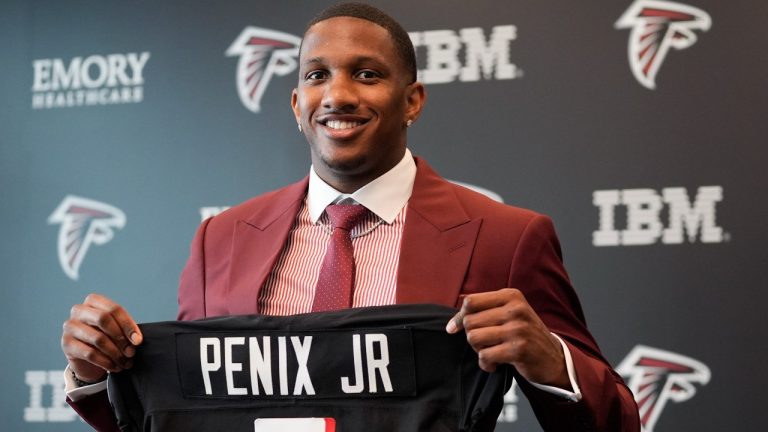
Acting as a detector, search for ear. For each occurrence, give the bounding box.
[291,88,301,124]
[404,82,426,124]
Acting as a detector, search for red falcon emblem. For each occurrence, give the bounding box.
[617,345,710,432]
[226,27,301,113]
[615,1,711,89]
[48,195,126,280]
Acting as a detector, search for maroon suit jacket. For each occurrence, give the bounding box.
[69,157,639,431]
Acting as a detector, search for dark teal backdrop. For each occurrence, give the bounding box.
[1,1,766,431]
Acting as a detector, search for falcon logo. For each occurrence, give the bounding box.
[615,1,711,89]
[48,195,126,280]
[616,345,710,432]
[226,27,301,113]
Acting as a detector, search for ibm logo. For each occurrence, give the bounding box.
[24,370,78,422]
[408,25,520,84]
[593,186,725,246]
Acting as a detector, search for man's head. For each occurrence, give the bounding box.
[291,3,425,193]
[302,2,417,84]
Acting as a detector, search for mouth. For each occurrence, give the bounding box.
[323,119,363,130]
[316,115,370,139]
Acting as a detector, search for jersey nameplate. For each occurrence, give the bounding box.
[175,329,417,399]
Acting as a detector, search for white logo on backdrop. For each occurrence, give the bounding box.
[48,195,126,280]
[617,345,710,432]
[24,370,77,422]
[592,186,725,246]
[226,27,302,113]
[615,1,711,89]
[31,52,150,109]
[200,206,231,221]
[409,25,520,84]
[496,379,520,424]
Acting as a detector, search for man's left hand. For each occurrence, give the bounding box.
[446,288,570,389]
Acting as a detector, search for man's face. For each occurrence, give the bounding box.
[291,17,425,192]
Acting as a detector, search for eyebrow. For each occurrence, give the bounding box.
[302,55,388,68]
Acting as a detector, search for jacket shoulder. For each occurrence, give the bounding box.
[447,181,543,223]
[205,178,308,229]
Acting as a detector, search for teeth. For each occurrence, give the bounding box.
[325,120,361,130]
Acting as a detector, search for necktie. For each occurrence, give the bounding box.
[311,204,369,312]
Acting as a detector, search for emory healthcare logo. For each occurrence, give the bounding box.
[227,25,519,114]
[617,345,710,432]
[31,52,150,109]
[48,195,126,280]
[615,1,711,89]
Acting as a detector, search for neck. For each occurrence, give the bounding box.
[312,148,407,194]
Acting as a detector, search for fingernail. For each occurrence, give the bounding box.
[130,333,141,345]
[124,345,135,357]
[446,320,457,334]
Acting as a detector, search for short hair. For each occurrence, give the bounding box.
[303,2,417,83]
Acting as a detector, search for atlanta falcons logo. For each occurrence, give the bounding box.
[615,1,711,89]
[616,345,710,432]
[226,27,301,113]
[48,195,126,280]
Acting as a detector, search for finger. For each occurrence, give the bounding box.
[461,289,523,314]
[84,294,143,346]
[63,319,129,367]
[465,326,511,351]
[85,294,142,345]
[447,290,519,334]
[70,304,137,358]
[477,343,517,373]
[63,336,124,374]
[461,304,528,332]
[447,293,504,334]
[446,309,465,334]
[478,358,497,373]
[448,289,527,334]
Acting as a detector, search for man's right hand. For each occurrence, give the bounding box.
[61,294,143,383]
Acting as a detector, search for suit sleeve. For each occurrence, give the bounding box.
[66,218,214,430]
[66,391,120,432]
[508,215,640,432]
[177,217,212,320]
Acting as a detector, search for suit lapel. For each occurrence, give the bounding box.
[226,160,480,313]
[226,178,308,315]
[396,159,482,308]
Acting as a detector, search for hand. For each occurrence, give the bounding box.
[61,294,143,383]
[446,288,570,389]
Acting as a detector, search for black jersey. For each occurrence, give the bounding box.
[107,304,511,432]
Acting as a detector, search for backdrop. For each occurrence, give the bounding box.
[2,1,766,431]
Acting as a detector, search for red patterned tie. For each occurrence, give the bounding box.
[311,204,369,312]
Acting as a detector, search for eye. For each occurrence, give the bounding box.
[305,70,327,81]
[355,70,380,80]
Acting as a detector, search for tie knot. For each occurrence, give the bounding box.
[325,204,369,231]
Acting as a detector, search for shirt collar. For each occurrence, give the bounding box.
[307,148,416,224]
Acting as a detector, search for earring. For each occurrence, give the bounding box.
[406,119,413,127]
[298,124,302,132]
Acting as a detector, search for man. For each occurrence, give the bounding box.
[61,3,640,431]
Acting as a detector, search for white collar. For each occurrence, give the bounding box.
[308,148,416,224]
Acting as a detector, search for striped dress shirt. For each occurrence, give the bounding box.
[258,149,416,316]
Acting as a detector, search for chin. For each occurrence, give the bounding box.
[321,153,368,174]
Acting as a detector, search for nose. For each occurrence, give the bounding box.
[322,74,358,111]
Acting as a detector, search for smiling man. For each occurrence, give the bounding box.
[61,3,639,431]
[291,13,424,193]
